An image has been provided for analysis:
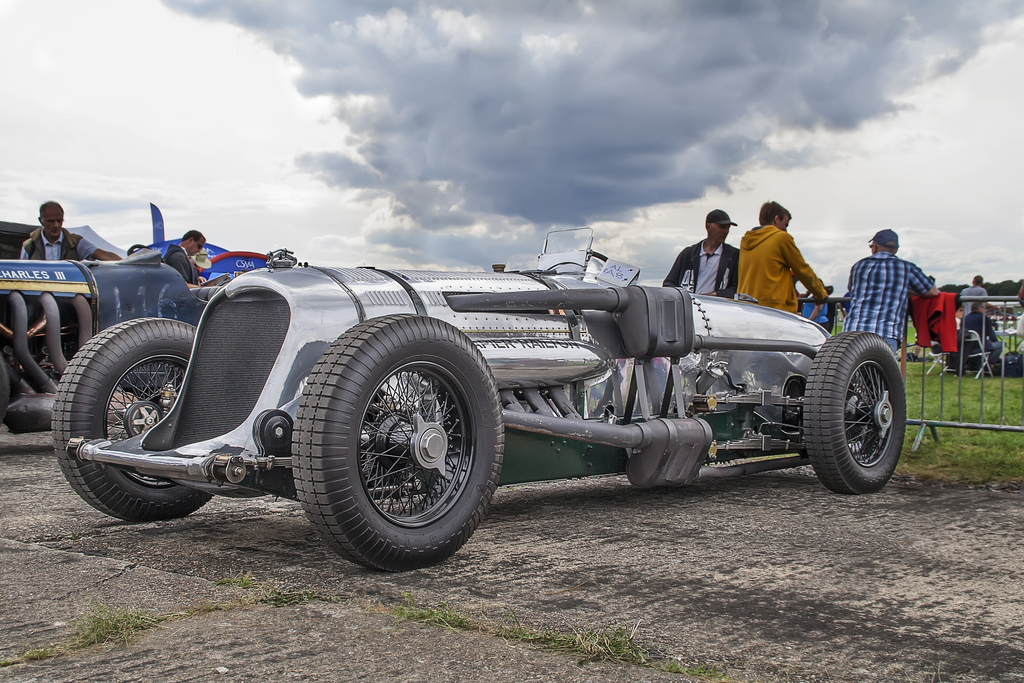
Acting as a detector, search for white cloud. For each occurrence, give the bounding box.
[521,32,580,71]
[433,8,488,50]
[0,0,360,256]
[355,8,425,59]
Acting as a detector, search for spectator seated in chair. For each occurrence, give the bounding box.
[961,307,1002,368]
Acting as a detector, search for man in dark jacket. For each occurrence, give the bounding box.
[164,230,206,288]
[662,209,739,298]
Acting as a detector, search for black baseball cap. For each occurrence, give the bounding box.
[706,209,737,226]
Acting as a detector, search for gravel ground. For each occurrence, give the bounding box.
[1,428,1022,682]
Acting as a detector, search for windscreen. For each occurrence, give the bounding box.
[542,227,593,255]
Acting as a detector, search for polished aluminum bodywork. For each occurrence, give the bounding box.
[70,249,830,493]
[686,293,825,405]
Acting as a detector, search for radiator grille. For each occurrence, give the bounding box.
[171,292,290,447]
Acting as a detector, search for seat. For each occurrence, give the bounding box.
[960,329,994,379]
[926,341,945,375]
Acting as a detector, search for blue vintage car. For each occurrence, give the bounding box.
[0,248,207,432]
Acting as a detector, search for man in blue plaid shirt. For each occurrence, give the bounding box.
[844,229,939,352]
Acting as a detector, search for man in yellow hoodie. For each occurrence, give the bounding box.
[737,201,828,313]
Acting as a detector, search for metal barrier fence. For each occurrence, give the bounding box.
[797,294,1024,450]
[904,295,1024,449]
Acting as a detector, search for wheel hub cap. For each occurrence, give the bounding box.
[411,413,448,476]
[123,401,162,437]
[873,390,892,440]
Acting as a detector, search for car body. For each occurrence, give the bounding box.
[1,248,206,432]
[57,230,906,571]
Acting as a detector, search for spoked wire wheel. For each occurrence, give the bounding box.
[804,332,905,494]
[842,360,894,467]
[107,355,186,440]
[294,315,503,572]
[104,355,187,487]
[359,363,473,527]
[54,318,211,521]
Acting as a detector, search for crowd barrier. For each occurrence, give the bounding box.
[903,295,1024,450]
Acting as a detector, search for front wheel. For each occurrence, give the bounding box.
[293,315,503,571]
[804,332,905,494]
[53,318,212,522]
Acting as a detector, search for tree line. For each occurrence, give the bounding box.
[938,279,1022,296]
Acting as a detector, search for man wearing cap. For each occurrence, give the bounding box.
[662,209,739,298]
[164,230,206,288]
[844,229,938,353]
[737,201,828,312]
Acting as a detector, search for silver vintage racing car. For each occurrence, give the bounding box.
[55,229,904,571]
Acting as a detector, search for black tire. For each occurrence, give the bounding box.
[804,331,905,494]
[293,315,503,572]
[53,318,212,521]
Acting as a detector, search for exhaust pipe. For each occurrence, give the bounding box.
[3,393,54,433]
[502,410,713,487]
[71,293,94,347]
[8,292,57,393]
[39,292,67,374]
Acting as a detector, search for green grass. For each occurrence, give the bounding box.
[2,582,723,678]
[212,572,336,606]
[1,602,166,667]
[67,602,163,649]
[899,359,1024,484]
[391,595,477,630]
[388,594,727,678]
[3,589,724,677]
[0,577,347,667]
[214,571,257,589]
[496,615,722,676]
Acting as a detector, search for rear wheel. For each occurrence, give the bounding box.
[804,332,905,494]
[294,315,503,571]
[53,318,211,521]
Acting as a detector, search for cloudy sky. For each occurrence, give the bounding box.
[2,0,1024,289]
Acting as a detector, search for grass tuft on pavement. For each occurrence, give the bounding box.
[1,602,165,667]
[392,594,476,630]
[387,594,725,678]
[68,602,164,649]
[0,576,347,667]
[214,571,257,589]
